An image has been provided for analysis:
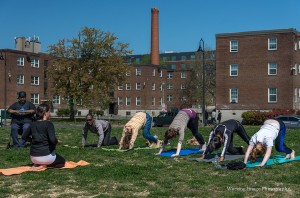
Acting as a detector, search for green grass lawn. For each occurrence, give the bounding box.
[0,123,299,197]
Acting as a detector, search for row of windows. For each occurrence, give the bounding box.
[127,68,187,78]
[118,83,187,91]
[130,55,196,63]
[117,95,187,106]
[230,37,281,52]
[230,88,277,103]
[230,62,280,76]
[17,57,40,68]
[16,75,40,85]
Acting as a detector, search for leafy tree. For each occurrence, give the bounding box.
[48,27,131,120]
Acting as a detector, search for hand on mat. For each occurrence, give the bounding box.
[220,156,225,162]
[255,164,264,167]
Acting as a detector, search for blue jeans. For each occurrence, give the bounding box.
[143,113,158,144]
[11,122,30,147]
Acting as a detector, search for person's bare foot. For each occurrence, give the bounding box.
[30,164,46,171]
[291,150,295,160]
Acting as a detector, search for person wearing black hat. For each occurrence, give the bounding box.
[7,91,36,147]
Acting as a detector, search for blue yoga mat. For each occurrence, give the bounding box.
[246,155,300,168]
[158,148,204,157]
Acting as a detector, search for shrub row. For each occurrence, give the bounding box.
[242,109,300,125]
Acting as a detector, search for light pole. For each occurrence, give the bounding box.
[197,39,205,127]
[0,50,7,126]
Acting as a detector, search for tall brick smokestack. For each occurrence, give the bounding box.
[151,8,159,65]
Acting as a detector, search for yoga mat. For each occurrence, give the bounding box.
[246,155,300,168]
[0,160,90,176]
[102,145,162,152]
[186,154,244,163]
[157,148,204,157]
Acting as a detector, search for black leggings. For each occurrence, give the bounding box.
[187,114,205,145]
[227,121,251,155]
[47,153,66,168]
[102,124,112,146]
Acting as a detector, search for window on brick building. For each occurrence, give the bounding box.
[152,83,156,90]
[136,68,141,76]
[230,64,238,76]
[17,75,24,84]
[230,88,238,103]
[126,97,131,106]
[268,88,277,103]
[152,68,156,76]
[152,97,155,106]
[167,95,173,102]
[31,76,39,85]
[118,83,123,90]
[167,72,173,79]
[17,57,24,66]
[230,40,238,52]
[268,37,277,50]
[126,83,131,90]
[31,58,39,68]
[181,84,186,89]
[167,83,173,90]
[171,56,176,61]
[298,64,300,74]
[190,55,195,60]
[268,63,277,75]
[159,97,163,106]
[136,82,141,90]
[31,93,39,104]
[52,95,60,104]
[181,96,187,102]
[126,71,131,76]
[136,97,141,106]
[181,63,187,69]
[159,69,163,77]
[181,71,187,78]
[118,97,123,106]
[181,56,186,61]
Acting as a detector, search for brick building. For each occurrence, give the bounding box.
[216,28,300,121]
[115,52,199,117]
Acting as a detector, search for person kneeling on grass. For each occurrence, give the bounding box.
[156,108,206,157]
[82,114,113,148]
[243,118,295,167]
[119,112,160,150]
[22,104,65,168]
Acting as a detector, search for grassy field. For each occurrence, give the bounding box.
[0,123,299,197]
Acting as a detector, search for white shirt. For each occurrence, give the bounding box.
[249,123,279,148]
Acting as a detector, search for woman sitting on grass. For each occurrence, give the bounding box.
[156,108,206,157]
[22,103,65,169]
[119,112,160,150]
[243,118,295,167]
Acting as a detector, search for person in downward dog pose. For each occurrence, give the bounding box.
[119,112,160,150]
[157,108,206,157]
[201,119,251,161]
[243,118,295,167]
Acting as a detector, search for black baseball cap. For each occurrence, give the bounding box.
[18,91,26,99]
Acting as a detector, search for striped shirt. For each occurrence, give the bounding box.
[124,112,147,145]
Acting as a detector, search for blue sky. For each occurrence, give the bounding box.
[1,0,299,54]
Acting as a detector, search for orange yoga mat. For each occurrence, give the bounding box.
[0,160,90,176]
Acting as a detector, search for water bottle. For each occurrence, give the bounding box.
[213,155,221,169]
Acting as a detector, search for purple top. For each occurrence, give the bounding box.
[180,109,196,119]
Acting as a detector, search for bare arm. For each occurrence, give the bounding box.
[172,142,182,157]
[243,145,254,164]
[256,147,272,167]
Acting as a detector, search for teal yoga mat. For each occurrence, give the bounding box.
[246,155,300,168]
